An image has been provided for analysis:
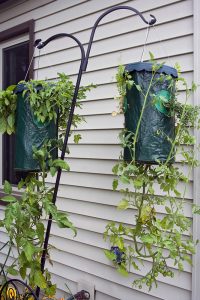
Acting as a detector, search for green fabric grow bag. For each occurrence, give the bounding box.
[124,62,178,164]
[14,83,57,171]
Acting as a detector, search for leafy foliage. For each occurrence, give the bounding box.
[0,85,17,134]
[0,73,94,135]
[0,144,76,295]
[104,58,200,290]
[0,72,94,295]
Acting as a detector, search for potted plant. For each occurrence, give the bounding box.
[0,73,94,296]
[104,55,200,290]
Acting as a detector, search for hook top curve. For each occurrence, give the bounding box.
[34,39,44,49]
[149,14,156,25]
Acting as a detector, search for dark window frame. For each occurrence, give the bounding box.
[0,20,35,204]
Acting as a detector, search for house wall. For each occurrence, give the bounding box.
[0,0,198,299]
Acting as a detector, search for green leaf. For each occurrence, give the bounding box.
[17,179,25,190]
[73,134,82,144]
[178,261,184,271]
[34,149,45,158]
[192,204,200,215]
[45,284,57,296]
[52,159,70,170]
[55,211,77,235]
[7,266,18,276]
[7,85,16,91]
[132,261,139,270]
[117,266,129,277]
[19,266,27,279]
[4,180,12,194]
[7,114,15,128]
[34,270,47,289]
[50,167,57,177]
[24,242,35,262]
[1,195,16,202]
[5,98,9,105]
[112,179,118,191]
[182,255,192,265]
[117,199,129,210]
[133,179,143,188]
[112,164,119,174]
[104,249,116,261]
[120,175,130,184]
[141,235,154,244]
[149,51,155,61]
[135,85,142,92]
[0,117,7,133]
[165,206,171,214]
[36,223,45,243]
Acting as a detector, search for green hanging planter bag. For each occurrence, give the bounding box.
[124,62,178,164]
[14,83,57,171]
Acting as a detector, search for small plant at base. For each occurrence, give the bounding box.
[104,57,200,290]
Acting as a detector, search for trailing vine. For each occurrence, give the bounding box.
[104,57,200,290]
[0,73,94,295]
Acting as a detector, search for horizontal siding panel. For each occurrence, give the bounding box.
[51,184,193,216]
[67,158,116,174]
[81,84,192,103]
[66,144,121,159]
[48,238,191,289]
[55,195,192,221]
[66,158,193,181]
[66,144,194,163]
[48,171,193,199]
[48,226,192,273]
[34,15,193,69]
[69,129,120,144]
[0,0,89,31]
[35,35,193,78]
[73,114,123,130]
[35,0,128,32]
[74,59,193,88]
[0,223,192,274]
[0,0,25,14]
[0,0,54,24]
[34,0,190,45]
[33,54,193,95]
[47,252,191,300]
[96,292,118,300]
[76,98,118,116]
[48,264,163,300]
[0,243,191,299]
[34,0,186,33]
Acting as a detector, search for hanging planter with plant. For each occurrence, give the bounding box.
[14,83,58,171]
[104,56,200,290]
[0,72,94,295]
[123,61,177,164]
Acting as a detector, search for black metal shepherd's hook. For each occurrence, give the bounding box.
[34,5,156,297]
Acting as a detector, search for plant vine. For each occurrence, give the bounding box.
[0,73,94,295]
[104,55,200,290]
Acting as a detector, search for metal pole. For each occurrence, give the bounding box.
[35,33,86,298]
[34,5,156,298]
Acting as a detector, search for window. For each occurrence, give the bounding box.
[0,20,34,185]
[3,41,29,184]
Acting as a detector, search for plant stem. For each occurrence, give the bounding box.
[132,72,156,160]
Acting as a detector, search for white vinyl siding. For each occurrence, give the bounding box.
[0,0,198,299]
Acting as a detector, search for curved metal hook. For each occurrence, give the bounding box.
[34,33,85,67]
[82,5,156,71]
